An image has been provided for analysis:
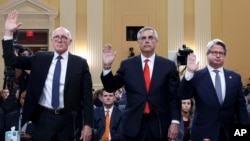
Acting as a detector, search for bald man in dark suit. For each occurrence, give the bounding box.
[2,10,93,141]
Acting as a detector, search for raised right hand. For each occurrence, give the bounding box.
[186,53,199,73]
[102,44,116,68]
[5,10,22,36]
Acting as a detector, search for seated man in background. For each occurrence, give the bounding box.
[93,90,124,141]
[1,88,19,141]
[1,90,35,141]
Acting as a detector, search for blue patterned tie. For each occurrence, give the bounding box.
[214,70,223,105]
[52,56,62,108]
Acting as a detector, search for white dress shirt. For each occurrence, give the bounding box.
[38,52,68,109]
[185,65,226,101]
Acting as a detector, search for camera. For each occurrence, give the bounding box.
[128,47,135,58]
[243,85,250,96]
[177,44,193,65]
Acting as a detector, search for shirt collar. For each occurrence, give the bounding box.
[207,65,224,73]
[104,105,114,113]
[140,53,155,63]
[53,51,69,60]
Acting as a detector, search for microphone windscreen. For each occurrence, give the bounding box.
[72,111,77,117]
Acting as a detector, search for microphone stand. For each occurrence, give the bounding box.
[72,111,77,141]
[155,110,163,141]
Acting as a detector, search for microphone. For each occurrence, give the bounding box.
[72,111,77,117]
[72,111,77,141]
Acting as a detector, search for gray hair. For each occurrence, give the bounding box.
[137,26,158,40]
[52,27,72,39]
[206,39,227,54]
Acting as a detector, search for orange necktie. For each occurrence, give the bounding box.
[143,59,150,113]
[102,110,110,141]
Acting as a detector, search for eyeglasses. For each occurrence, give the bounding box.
[52,36,69,42]
[138,35,156,41]
[209,51,225,56]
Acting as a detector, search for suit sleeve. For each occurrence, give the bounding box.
[2,39,32,70]
[2,39,17,66]
[168,63,181,121]
[178,76,195,100]
[82,61,94,127]
[100,62,125,93]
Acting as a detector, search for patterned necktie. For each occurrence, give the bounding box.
[52,56,62,108]
[143,59,150,113]
[214,70,223,105]
[102,110,110,141]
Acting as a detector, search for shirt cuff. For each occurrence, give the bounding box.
[3,35,13,40]
[185,71,194,81]
[171,120,180,124]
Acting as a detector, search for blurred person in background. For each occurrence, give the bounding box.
[181,99,194,141]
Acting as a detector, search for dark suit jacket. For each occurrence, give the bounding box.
[2,40,93,138]
[101,54,181,138]
[0,108,4,135]
[178,67,249,141]
[93,106,123,141]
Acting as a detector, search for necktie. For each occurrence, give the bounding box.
[102,110,110,141]
[52,56,62,108]
[143,59,150,113]
[214,70,223,105]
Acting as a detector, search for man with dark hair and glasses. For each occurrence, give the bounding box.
[178,39,249,141]
[2,10,93,141]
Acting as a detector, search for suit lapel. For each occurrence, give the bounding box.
[223,69,234,105]
[202,68,222,106]
[100,107,105,126]
[110,107,117,129]
[64,53,74,90]
[149,55,161,93]
[42,53,54,82]
[134,55,148,93]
